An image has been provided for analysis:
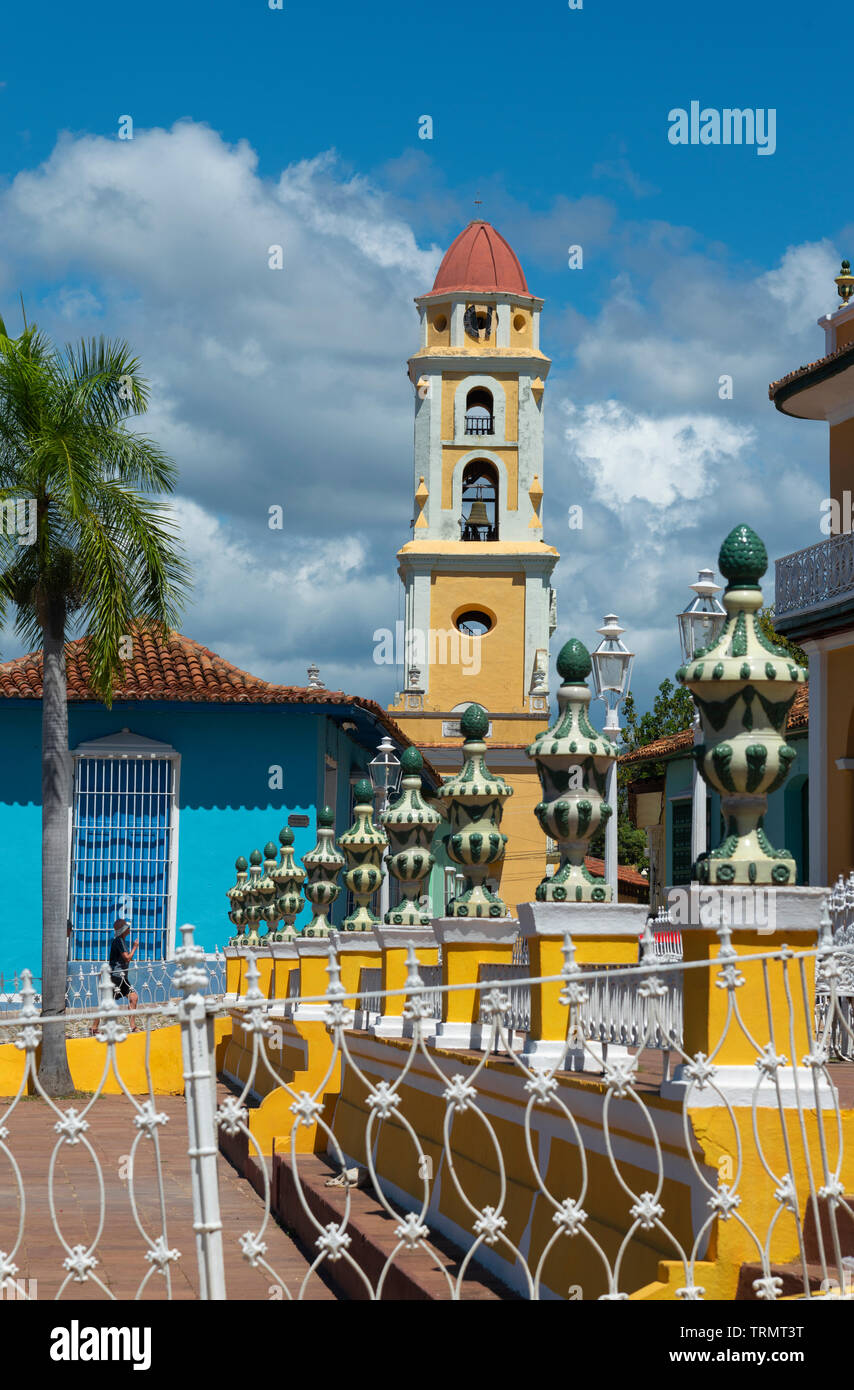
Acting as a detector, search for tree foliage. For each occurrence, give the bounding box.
[590,679,695,871]
[757,606,808,668]
[0,310,190,1094]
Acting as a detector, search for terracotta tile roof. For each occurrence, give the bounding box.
[425,220,534,299]
[584,856,648,889]
[619,727,695,767]
[0,629,434,774]
[620,684,809,766]
[768,339,854,401]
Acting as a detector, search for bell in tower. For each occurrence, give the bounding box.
[388,219,560,914]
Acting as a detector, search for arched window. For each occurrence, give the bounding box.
[460,460,498,541]
[464,387,494,436]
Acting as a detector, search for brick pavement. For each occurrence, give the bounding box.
[0,1085,336,1301]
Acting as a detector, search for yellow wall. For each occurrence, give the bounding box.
[492,764,547,911]
[427,570,525,711]
[510,307,533,351]
[441,446,518,511]
[326,1037,853,1300]
[426,304,451,348]
[827,644,854,880]
[440,373,519,443]
[0,1019,231,1098]
[829,417,854,502]
[836,319,854,349]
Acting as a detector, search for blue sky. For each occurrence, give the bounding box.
[0,0,849,720]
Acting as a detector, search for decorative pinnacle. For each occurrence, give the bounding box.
[460,703,489,740]
[717,524,768,588]
[400,745,423,776]
[836,259,854,304]
[264,842,277,859]
[353,777,374,802]
[249,848,263,866]
[556,637,592,684]
[235,855,248,871]
[279,827,294,847]
[317,806,335,828]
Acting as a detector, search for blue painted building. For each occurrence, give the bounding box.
[0,631,439,980]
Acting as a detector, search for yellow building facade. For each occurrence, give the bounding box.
[388,222,559,911]
[771,262,854,885]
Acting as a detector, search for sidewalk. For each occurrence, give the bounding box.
[0,1085,337,1301]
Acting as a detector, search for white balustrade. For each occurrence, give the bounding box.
[775,533,854,618]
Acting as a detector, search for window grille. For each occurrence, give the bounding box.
[670,799,692,886]
[68,756,176,962]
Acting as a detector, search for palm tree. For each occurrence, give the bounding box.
[0,314,190,1094]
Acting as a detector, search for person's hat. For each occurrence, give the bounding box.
[113,919,131,938]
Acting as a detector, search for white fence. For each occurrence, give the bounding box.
[816,872,854,1060]
[775,532,854,618]
[0,954,227,1015]
[1,919,854,1301]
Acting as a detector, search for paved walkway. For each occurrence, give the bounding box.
[0,1086,336,1301]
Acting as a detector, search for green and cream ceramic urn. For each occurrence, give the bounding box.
[527,638,614,902]
[240,849,264,946]
[338,778,388,931]
[271,827,306,940]
[301,807,345,936]
[436,704,513,918]
[676,524,808,885]
[380,747,441,926]
[256,842,280,940]
[227,855,249,944]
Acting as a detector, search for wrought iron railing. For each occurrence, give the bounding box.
[816,871,854,1059]
[0,953,226,1015]
[464,414,494,435]
[775,532,854,618]
[2,920,854,1301]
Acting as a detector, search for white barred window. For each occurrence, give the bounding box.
[68,732,179,962]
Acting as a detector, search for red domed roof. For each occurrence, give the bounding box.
[426,221,532,298]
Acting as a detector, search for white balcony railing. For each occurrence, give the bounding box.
[775,531,854,619]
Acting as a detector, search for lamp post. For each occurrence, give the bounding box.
[676,569,726,869]
[369,735,402,920]
[590,615,634,901]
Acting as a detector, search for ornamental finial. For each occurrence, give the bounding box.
[338,779,387,931]
[436,705,513,917]
[836,259,854,304]
[381,747,440,926]
[677,525,807,887]
[527,638,615,903]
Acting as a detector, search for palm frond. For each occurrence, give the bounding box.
[0,318,191,700]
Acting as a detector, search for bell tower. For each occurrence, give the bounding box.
[388,220,560,910]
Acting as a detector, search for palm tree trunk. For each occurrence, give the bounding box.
[38,613,74,1094]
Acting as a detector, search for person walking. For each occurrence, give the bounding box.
[90,920,139,1034]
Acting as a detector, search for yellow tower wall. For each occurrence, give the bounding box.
[441,447,519,511]
[440,372,520,441]
[427,570,525,710]
[827,644,854,880]
[489,762,546,910]
[830,416,854,505]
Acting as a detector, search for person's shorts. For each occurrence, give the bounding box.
[112,974,131,999]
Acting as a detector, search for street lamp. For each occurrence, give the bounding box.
[677,570,726,868]
[369,735,402,918]
[677,569,727,665]
[590,615,634,901]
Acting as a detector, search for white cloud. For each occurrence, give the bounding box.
[758,239,839,335]
[562,399,754,511]
[0,122,839,720]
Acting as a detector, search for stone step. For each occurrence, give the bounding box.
[272,1151,516,1300]
[736,1259,834,1299]
[737,1196,854,1299]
